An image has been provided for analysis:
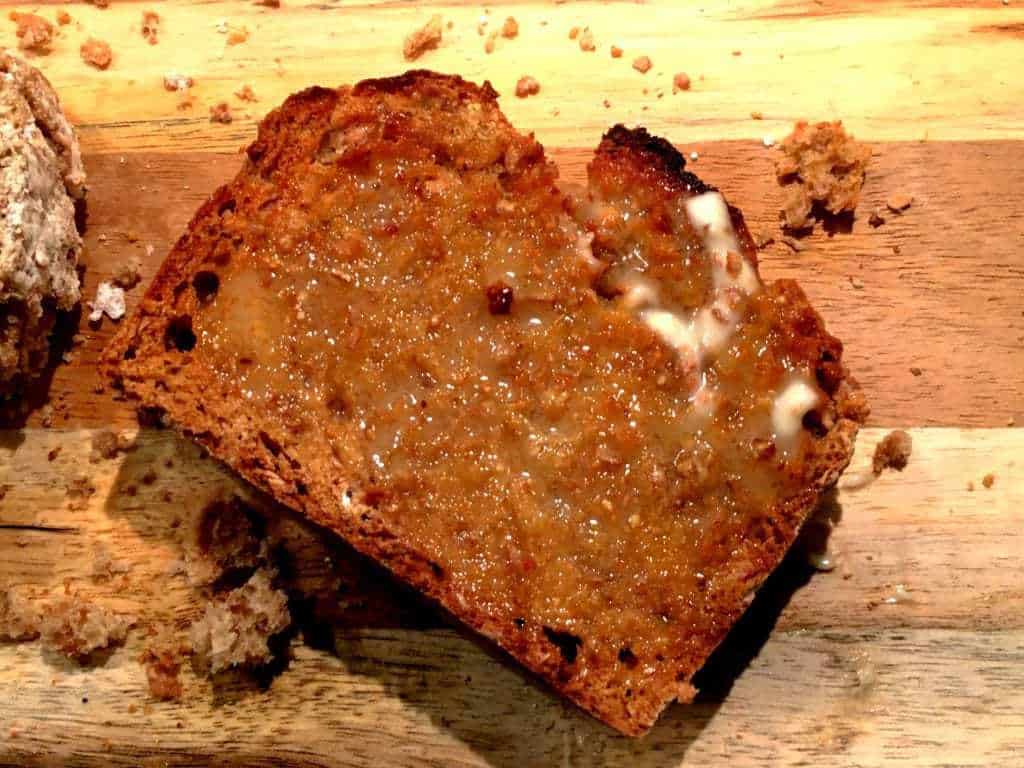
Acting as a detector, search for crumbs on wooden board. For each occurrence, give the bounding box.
[403,14,443,61]
[515,75,540,98]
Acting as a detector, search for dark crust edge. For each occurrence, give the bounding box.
[101,75,867,737]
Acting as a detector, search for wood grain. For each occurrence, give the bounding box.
[2,427,1022,766]
[0,0,1020,154]
[6,140,1021,430]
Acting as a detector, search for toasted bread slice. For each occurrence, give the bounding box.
[103,71,866,735]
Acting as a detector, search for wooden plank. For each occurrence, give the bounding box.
[2,427,1023,764]
[0,0,1020,155]
[5,139,1021,430]
[3,627,1023,767]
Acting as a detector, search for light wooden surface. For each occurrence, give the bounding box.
[2,0,1023,765]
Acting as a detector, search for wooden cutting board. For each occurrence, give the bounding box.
[2,1,1023,765]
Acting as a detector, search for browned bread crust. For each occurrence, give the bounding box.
[102,71,866,736]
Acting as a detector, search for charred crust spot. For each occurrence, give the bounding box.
[513,617,525,629]
[485,281,514,315]
[192,271,220,303]
[363,486,390,508]
[428,561,445,579]
[802,409,828,438]
[123,346,137,361]
[600,125,712,196]
[218,198,237,216]
[164,316,196,352]
[258,430,282,456]
[542,626,582,664]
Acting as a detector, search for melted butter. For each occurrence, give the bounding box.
[189,134,824,676]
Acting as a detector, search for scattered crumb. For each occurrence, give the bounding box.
[568,26,579,40]
[869,209,885,227]
[1,589,41,641]
[47,446,61,461]
[88,282,126,323]
[209,102,233,124]
[690,151,699,161]
[775,120,872,231]
[515,75,540,98]
[750,110,764,120]
[849,276,864,290]
[56,9,72,26]
[227,25,249,46]
[90,428,134,462]
[39,594,132,661]
[66,475,96,510]
[886,192,914,213]
[910,366,923,377]
[501,16,518,39]
[189,568,291,674]
[982,473,995,489]
[732,49,742,56]
[80,39,113,70]
[672,72,691,93]
[91,544,131,581]
[140,631,185,700]
[403,14,443,61]
[141,10,160,44]
[762,135,775,148]
[13,12,55,53]
[255,0,281,6]
[112,257,142,290]
[632,55,652,74]
[86,0,110,8]
[235,84,257,102]
[602,98,611,109]
[578,27,595,52]
[484,30,498,54]
[610,45,623,58]
[967,480,975,491]
[163,72,193,92]
[872,430,912,475]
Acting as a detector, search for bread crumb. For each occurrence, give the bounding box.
[66,475,96,510]
[90,428,134,462]
[610,45,623,58]
[140,630,185,700]
[186,496,267,587]
[56,9,72,26]
[515,75,540,98]
[163,72,193,92]
[578,27,595,52]
[750,110,764,120]
[80,39,113,70]
[189,568,291,674]
[868,209,885,227]
[209,102,233,124]
[909,366,922,376]
[872,430,912,475]
[568,26,579,40]
[39,594,132,661]
[672,72,691,93]
[13,13,55,53]
[967,480,975,491]
[47,446,61,461]
[982,473,995,489]
[501,16,518,39]
[112,257,142,289]
[776,121,872,231]
[235,84,257,102]
[255,0,280,6]
[88,281,126,323]
[632,55,652,74]
[227,25,249,46]
[86,0,110,8]
[484,30,498,54]
[886,192,914,212]
[732,49,742,56]
[403,15,443,61]
[91,543,131,580]
[1,588,40,641]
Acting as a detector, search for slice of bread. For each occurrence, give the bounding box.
[103,71,867,736]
